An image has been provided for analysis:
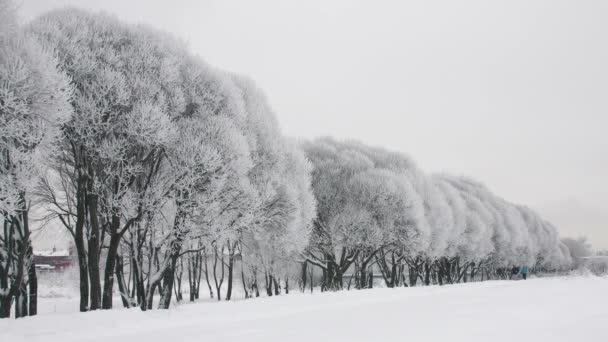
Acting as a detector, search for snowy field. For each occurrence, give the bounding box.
[2,276,607,342]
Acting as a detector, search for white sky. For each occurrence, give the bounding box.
[18,0,608,249]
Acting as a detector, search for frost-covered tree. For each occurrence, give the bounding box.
[26,8,317,311]
[302,138,374,290]
[348,169,425,288]
[432,175,571,281]
[132,54,256,309]
[231,77,315,298]
[153,114,253,308]
[302,138,428,290]
[242,139,316,296]
[0,0,71,318]
[29,9,184,310]
[301,138,570,289]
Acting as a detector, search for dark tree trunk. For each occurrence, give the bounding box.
[76,243,89,312]
[300,261,308,292]
[174,258,183,302]
[309,266,314,293]
[285,277,289,294]
[376,250,400,288]
[158,252,180,309]
[0,297,11,318]
[358,263,366,290]
[15,286,27,318]
[115,254,131,308]
[101,220,121,310]
[252,278,260,297]
[321,248,355,291]
[204,253,214,299]
[27,256,37,316]
[356,249,378,289]
[213,246,224,301]
[436,259,444,286]
[240,261,249,299]
[86,192,102,310]
[146,282,156,310]
[195,252,202,299]
[265,273,273,297]
[273,276,280,296]
[470,262,476,281]
[424,262,431,286]
[225,242,235,301]
[188,256,195,302]
[73,172,89,312]
[3,209,28,318]
[132,256,146,310]
[250,268,260,297]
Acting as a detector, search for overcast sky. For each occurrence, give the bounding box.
[18,0,608,249]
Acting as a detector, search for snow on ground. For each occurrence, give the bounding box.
[2,276,607,342]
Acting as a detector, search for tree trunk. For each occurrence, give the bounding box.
[213,246,224,301]
[132,256,146,310]
[158,252,180,309]
[240,261,249,299]
[188,256,195,302]
[0,297,11,318]
[424,262,431,286]
[225,242,234,301]
[27,255,37,316]
[470,262,476,281]
[174,258,183,302]
[15,286,25,318]
[73,174,89,312]
[86,192,102,310]
[252,277,260,297]
[115,254,131,308]
[358,262,367,290]
[265,273,273,296]
[76,243,89,312]
[309,266,314,293]
[101,221,121,310]
[204,252,214,299]
[195,252,202,299]
[300,261,308,292]
[273,276,280,296]
[250,268,260,297]
[146,282,156,310]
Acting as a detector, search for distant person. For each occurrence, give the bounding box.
[520,266,529,280]
[510,266,520,279]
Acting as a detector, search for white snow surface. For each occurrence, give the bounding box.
[2,276,607,342]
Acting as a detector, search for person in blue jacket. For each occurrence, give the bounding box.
[520,266,529,280]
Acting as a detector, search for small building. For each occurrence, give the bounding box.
[34,246,74,271]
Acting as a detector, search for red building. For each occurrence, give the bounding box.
[34,247,74,271]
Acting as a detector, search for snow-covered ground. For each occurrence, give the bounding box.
[2,276,607,342]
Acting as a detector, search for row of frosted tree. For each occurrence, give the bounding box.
[0,3,572,318]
